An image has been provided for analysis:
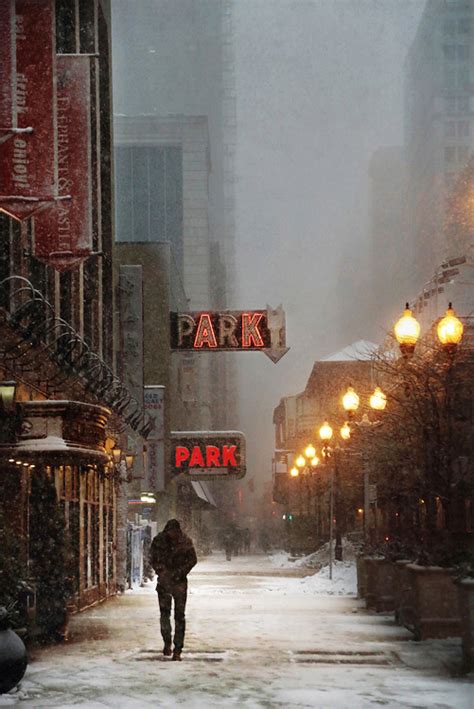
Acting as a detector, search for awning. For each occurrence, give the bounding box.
[190,480,217,508]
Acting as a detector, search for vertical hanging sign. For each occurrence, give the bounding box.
[0,1,14,146]
[0,0,56,219]
[144,386,165,493]
[33,54,93,270]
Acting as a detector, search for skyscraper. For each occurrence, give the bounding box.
[404,0,474,287]
[112,0,237,430]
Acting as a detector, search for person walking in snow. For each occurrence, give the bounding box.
[150,519,197,661]
[223,526,234,561]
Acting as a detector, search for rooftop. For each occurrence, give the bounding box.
[321,340,378,362]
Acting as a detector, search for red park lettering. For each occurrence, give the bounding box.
[175,444,238,468]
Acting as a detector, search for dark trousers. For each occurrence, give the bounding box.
[157,580,188,651]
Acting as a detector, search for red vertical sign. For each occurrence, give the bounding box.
[33,55,93,270]
[0,0,14,145]
[0,0,56,219]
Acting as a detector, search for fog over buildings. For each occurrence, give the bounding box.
[112,1,428,490]
[233,0,425,488]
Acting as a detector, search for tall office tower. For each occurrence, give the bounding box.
[368,146,409,337]
[112,0,238,430]
[404,0,474,288]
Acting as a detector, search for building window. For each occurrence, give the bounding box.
[56,0,76,53]
[115,144,184,271]
[444,67,456,87]
[445,96,470,113]
[445,146,456,163]
[445,121,456,137]
[445,96,456,113]
[443,44,457,61]
[443,20,456,36]
[457,18,470,34]
[444,66,470,88]
[457,145,470,165]
[445,120,470,138]
[445,172,457,188]
[458,67,470,86]
[82,466,100,589]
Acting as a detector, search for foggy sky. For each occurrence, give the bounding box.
[233,1,425,491]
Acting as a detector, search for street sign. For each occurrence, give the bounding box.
[170,304,289,363]
[170,431,246,480]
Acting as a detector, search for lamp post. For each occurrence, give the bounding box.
[319,420,335,579]
[0,381,17,412]
[436,302,464,356]
[342,385,386,542]
[395,301,463,359]
[394,303,420,359]
[288,442,321,548]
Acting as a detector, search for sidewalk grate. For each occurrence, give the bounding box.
[133,649,227,663]
[289,649,397,666]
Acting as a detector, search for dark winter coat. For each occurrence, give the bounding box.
[150,530,197,586]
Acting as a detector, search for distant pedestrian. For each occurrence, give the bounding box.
[150,519,197,661]
[243,528,251,553]
[223,527,233,561]
[233,527,243,556]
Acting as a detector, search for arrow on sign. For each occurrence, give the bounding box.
[264,304,290,363]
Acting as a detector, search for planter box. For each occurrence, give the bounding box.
[407,564,461,640]
[392,560,415,629]
[356,555,367,599]
[457,577,474,672]
[365,558,396,612]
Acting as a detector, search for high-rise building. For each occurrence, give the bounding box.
[404,0,474,287]
[368,146,409,336]
[112,0,237,431]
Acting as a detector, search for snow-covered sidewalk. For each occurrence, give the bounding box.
[2,553,471,708]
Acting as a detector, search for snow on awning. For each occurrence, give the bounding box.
[190,481,217,507]
[0,400,111,464]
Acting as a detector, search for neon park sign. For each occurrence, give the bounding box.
[170,305,289,363]
[170,431,246,480]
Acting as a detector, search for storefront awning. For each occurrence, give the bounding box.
[190,480,217,508]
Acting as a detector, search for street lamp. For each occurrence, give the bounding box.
[436,302,463,354]
[310,455,320,467]
[111,446,122,465]
[319,420,333,443]
[0,380,17,412]
[394,303,420,359]
[342,386,359,418]
[290,466,299,478]
[394,303,420,358]
[305,443,316,459]
[318,420,336,577]
[296,454,306,468]
[369,386,387,411]
[340,422,351,440]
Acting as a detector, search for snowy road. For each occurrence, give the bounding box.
[2,554,472,708]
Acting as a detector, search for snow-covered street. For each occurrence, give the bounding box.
[2,554,472,708]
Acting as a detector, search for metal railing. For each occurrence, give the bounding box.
[0,276,153,438]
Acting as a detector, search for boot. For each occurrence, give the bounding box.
[172,649,182,661]
[163,643,172,657]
